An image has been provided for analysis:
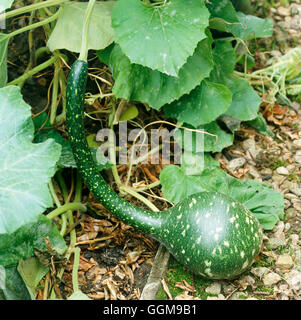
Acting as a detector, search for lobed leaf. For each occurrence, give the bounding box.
[112,0,210,76]
[47,1,115,53]
[0,86,61,234]
[163,80,232,127]
[98,38,214,110]
[160,163,284,230]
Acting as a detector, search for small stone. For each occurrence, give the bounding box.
[250,267,269,279]
[291,4,301,15]
[286,208,297,218]
[280,293,290,300]
[207,294,226,300]
[276,254,294,269]
[284,222,291,231]
[248,167,261,180]
[244,275,255,286]
[272,174,285,183]
[230,291,248,300]
[286,164,296,172]
[261,168,273,175]
[263,272,282,286]
[284,193,298,200]
[276,166,289,175]
[288,182,301,196]
[273,221,285,236]
[293,139,301,147]
[207,294,225,300]
[290,234,299,246]
[205,282,221,295]
[292,200,301,212]
[283,199,291,209]
[262,174,272,181]
[285,270,301,292]
[277,6,290,16]
[227,157,246,171]
[293,249,301,265]
[266,237,287,250]
[222,284,235,294]
[294,151,301,164]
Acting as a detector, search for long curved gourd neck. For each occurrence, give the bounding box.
[66,60,165,238]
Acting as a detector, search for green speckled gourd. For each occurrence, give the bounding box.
[66,60,263,279]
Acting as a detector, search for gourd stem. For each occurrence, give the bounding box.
[79,0,96,62]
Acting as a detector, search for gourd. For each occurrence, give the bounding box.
[66,59,263,280]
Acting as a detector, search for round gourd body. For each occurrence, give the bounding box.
[158,192,263,279]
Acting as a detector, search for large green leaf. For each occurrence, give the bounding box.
[246,113,274,137]
[0,214,66,267]
[33,112,112,170]
[193,168,284,230]
[174,121,234,153]
[210,41,261,122]
[163,80,232,127]
[210,40,236,83]
[0,215,66,300]
[112,0,209,76]
[0,86,61,234]
[160,163,284,230]
[17,257,49,300]
[227,12,273,40]
[1,0,14,9]
[47,1,115,53]
[223,77,261,121]
[97,38,214,110]
[0,265,31,300]
[181,151,220,176]
[160,164,205,204]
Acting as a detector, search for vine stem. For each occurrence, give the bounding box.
[46,202,87,220]
[72,247,81,292]
[8,7,62,39]
[79,0,96,62]
[0,0,66,20]
[48,180,61,208]
[7,55,59,86]
[120,185,159,212]
[50,57,61,124]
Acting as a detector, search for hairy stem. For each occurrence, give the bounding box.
[1,0,66,20]
[8,7,62,38]
[8,55,58,86]
[79,0,96,62]
[46,202,87,220]
[50,58,61,124]
[120,185,159,212]
[72,247,81,292]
